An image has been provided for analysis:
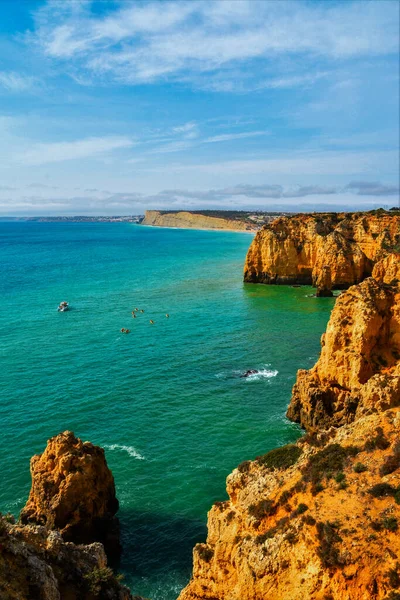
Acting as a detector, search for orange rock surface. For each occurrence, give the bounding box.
[244,211,400,289]
[20,431,120,550]
[288,276,400,431]
[179,251,400,600]
[0,519,133,600]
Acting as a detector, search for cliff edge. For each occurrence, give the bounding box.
[244,211,400,291]
[179,253,400,600]
[142,210,256,231]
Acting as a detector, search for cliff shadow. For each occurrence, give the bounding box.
[115,509,207,578]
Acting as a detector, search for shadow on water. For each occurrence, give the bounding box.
[117,510,207,578]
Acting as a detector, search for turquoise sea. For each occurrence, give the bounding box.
[0,222,335,599]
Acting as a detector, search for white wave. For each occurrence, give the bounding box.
[244,369,278,381]
[104,444,145,460]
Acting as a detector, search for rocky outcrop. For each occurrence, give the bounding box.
[179,409,400,600]
[287,276,400,431]
[20,431,120,553]
[142,210,255,231]
[179,251,400,600]
[244,211,400,291]
[0,518,133,600]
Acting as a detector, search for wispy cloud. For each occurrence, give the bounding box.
[27,1,399,89]
[0,71,37,92]
[16,136,134,166]
[203,131,269,143]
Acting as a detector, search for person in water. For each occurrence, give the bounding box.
[166,314,169,318]
[150,319,154,324]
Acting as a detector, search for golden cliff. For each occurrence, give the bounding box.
[142,210,256,231]
[20,431,120,553]
[244,211,400,292]
[0,432,142,600]
[179,252,400,600]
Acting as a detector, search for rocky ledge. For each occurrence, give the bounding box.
[179,252,400,600]
[244,210,400,294]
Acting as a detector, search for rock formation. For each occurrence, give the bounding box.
[244,211,400,293]
[179,251,400,600]
[0,518,134,600]
[20,431,120,553]
[288,276,400,431]
[142,210,256,231]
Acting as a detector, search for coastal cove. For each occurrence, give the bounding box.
[0,222,335,600]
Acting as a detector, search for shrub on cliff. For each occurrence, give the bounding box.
[256,444,302,470]
[248,499,276,520]
[364,427,390,451]
[302,443,359,486]
[380,441,400,476]
[368,483,397,498]
[316,521,343,567]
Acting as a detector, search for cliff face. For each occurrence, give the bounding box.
[142,210,255,231]
[20,431,120,552]
[288,276,400,431]
[0,432,142,600]
[0,519,132,600]
[244,212,400,289]
[179,252,400,600]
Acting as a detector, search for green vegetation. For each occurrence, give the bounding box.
[368,483,398,498]
[302,443,359,489]
[353,462,367,473]
[256,444,302,470]
[380,442,400,476]
[316,521,343,567]
[248,499,276,520]
[295,503,309,515]
[386,563,400,588]
[84,567,116,594]
[237,460,251,473]
[364,427,390,452]
[196,544,214,562]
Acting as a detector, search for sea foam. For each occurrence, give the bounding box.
[104,444,145,460]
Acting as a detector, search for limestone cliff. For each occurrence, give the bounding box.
[142,210,255,231]
[244,211,400,289]
[0,518,133,600]
[20,431,120,553]
[288,276,400,431]
[179,253,400,600]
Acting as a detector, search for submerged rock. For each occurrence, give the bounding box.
[179,250,400,600]
[240,369,259,378]
[20,431,120,555]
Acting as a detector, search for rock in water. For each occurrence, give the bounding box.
[315,265,333,297]
[20,431,120,555]
[240,369,259,378]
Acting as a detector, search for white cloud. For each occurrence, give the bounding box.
[0,71,37,92]
[15,136,134,165]
[28,0,399,88]
[203,130,269,144]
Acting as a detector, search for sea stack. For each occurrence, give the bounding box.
[20,430,120,555]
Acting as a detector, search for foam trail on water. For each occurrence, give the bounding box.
[105,444,145,460]
[244,369,278,381]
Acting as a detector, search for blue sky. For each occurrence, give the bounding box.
[0,0,399,215]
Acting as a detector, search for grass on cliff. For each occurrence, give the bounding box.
[256,444,302,470]
[301,443,359,491]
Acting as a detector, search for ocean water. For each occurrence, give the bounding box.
[0,222,335,599]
